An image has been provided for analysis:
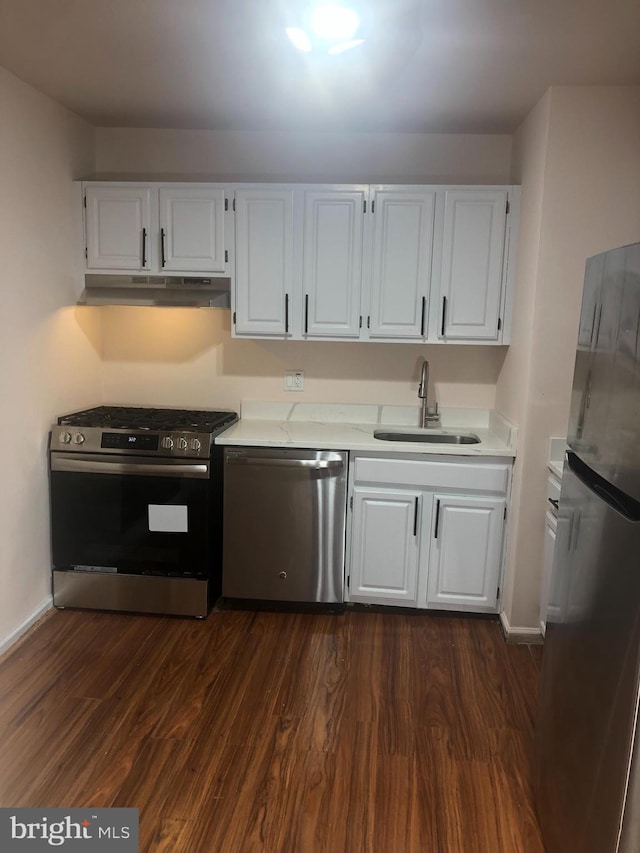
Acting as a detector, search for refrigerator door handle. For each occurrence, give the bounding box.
[567,451,640,522]
[576,368,592,440]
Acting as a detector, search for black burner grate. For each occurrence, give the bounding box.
[58,406,237,433]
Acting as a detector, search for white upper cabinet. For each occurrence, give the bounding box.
[82,180,518,344]
[437,189,508,341]
[366,188,436,339]
[233,187,295,337]
[82,182,230,277]
[158,186,226,272]
[229,182,517,344]
[85,185,152,271]
[302,187,366,338]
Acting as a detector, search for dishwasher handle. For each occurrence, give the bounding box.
[225,454,344,471]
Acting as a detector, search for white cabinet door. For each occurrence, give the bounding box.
[539,510,558,634]
[85,185,152,270]
[158,186,227,273]
[367,189,436,339]
[438,189,508,341]
[234,188,295,337]
[349,488,421,606]
[426,494,505,611]
[302,188,365,338]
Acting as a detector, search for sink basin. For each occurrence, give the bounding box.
[374,430,481,445]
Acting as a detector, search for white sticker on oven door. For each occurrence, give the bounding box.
[148,504,188,533]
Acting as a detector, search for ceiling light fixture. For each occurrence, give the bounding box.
[285,27,313,52]
[311,5,360,41]
[285,4,365,55]
[327,38,365,55]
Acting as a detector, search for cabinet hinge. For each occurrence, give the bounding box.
[350,495,353,510]
[497,317,502,332]
[506,199,510,215]
[371,200,375,214]
[367,316,371,329]
[347,575,350,590]
[83,195,86,208]
[504,506,507,520]
[225,250,228,263]
[497,585,501,600]
[84,247,88,260]
[232,311,236,325]
[224,198,228,212]
[233,198,236,212]
[359,316,362,329]
[363,200,367,214]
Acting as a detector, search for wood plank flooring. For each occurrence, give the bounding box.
[0,608,545,852]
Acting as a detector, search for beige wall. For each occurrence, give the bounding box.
[98,307,505,410]
[94,126,513,413]
[95,127,513,184]
[0,68,101,652]
[498,85,640,630]
[496,92,552,627]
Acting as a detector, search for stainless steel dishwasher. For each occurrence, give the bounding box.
[222,447,347,603]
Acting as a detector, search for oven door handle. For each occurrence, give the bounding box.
[50,452,210,479]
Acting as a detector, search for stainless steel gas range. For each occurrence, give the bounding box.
[48,405,238,617]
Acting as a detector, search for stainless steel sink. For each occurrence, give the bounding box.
[373,430,481,445]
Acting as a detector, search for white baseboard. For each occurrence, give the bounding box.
[0,597,53,658]
[500,610,543,644]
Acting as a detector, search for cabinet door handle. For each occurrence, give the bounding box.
[440,297,447,337]
[434,499,441,538]
[285,293,289,333]
[420,296,426,336]
[413,497,419,536]
[160,228,166,267]
[141,228,147,267]
[304,294,309,334]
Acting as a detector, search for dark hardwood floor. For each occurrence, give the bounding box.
[0,607,545,852]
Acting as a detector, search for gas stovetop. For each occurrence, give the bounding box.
[58,405,237,433]
[51,406,238,458]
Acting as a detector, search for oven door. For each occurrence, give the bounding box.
[50,452,212,579]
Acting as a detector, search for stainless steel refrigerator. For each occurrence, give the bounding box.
[536,241,640,852]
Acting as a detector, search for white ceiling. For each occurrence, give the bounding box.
[1,0,639,134]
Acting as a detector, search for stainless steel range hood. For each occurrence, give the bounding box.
[78,275,231,308]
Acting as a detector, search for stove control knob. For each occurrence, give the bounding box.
[161,437,174,450]
[73,432,85,445]
[59,431,72,444]
[190,438,202,452]
[177,437,188,450]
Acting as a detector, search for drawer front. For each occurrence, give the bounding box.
[353,456,510,495]
[547,473,561,516]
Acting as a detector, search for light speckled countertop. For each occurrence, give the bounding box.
[216,402,517,459]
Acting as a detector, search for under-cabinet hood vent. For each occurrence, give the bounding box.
[78,275,231,308]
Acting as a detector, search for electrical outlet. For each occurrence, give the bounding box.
[284,370,304,391]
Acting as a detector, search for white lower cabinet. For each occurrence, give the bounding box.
[347,454,511,614]
[350,488,421,605]
[539,470,562,634]
[426,494,505,611]
[539,510,557,634]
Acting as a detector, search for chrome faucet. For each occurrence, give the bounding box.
[418,359,440,428]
